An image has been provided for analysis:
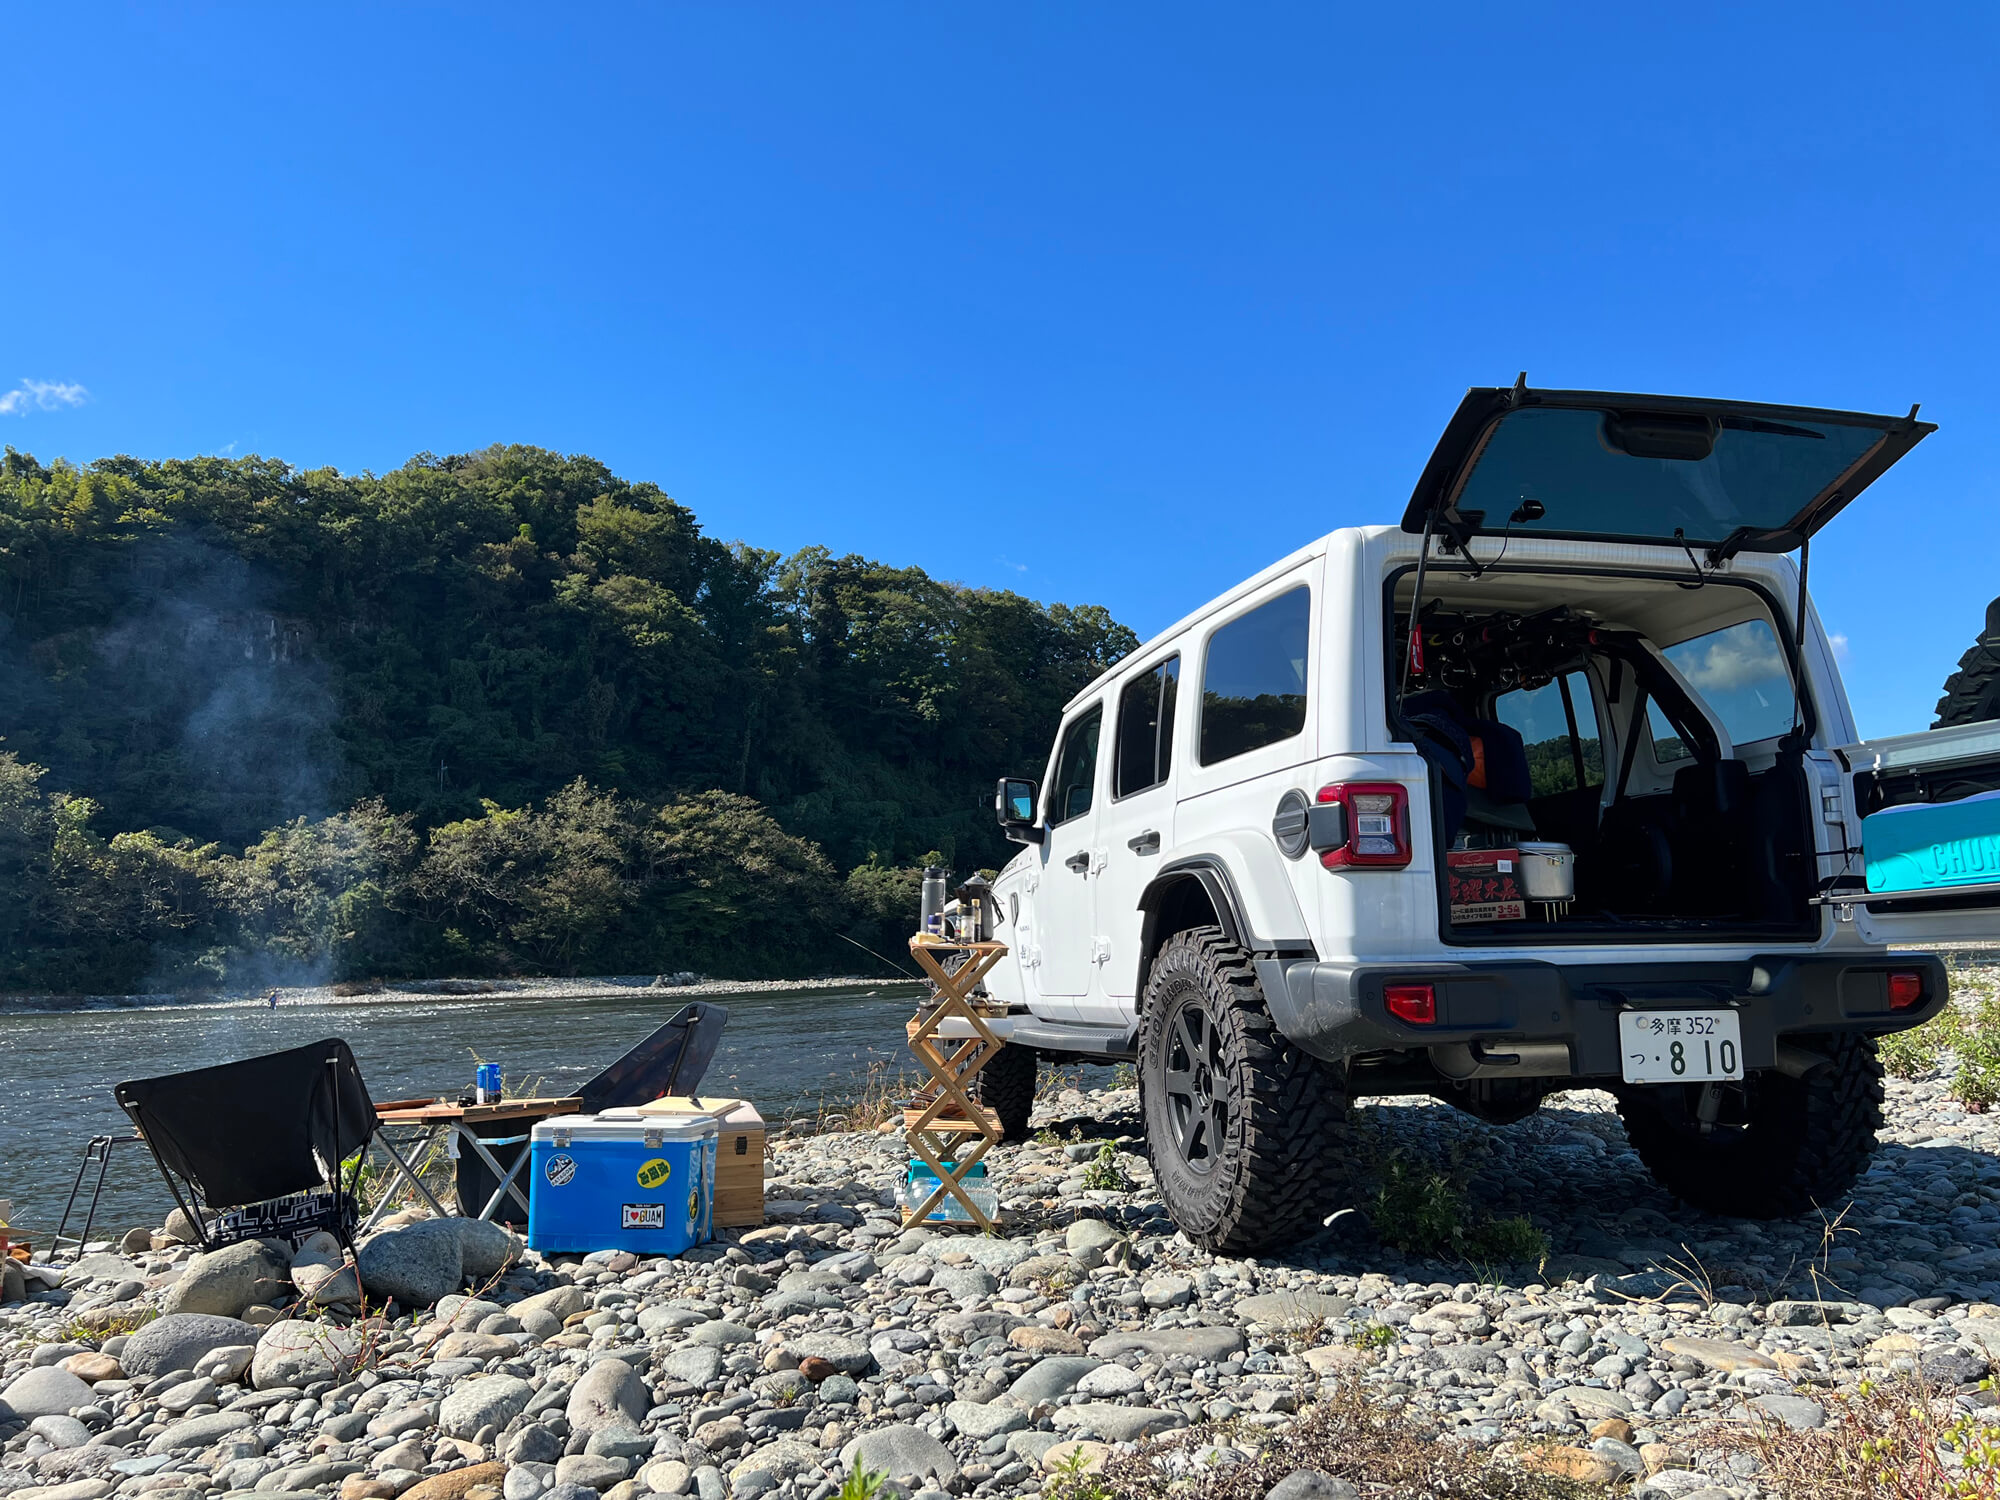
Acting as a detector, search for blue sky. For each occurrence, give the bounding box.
[5,4,1995,738]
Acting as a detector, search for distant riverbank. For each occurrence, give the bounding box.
[0,971,892,1013]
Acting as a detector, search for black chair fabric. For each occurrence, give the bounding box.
[116,1038,377,1212]
[578,1002,730,1113]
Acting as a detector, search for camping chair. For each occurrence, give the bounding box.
[454,1001,730,1224]
[116,1037,381,1252]
[578,1001,730,1113]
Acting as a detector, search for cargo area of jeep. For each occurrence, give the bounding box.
[977,383,2000,1253]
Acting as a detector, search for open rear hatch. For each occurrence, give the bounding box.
[1404,380,1934,562]
[1394,380,2000,949]
[1832,721,2000,944]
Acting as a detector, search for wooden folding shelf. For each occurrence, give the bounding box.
[902,934,1009,1231]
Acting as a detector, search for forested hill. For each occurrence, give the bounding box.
[0,445,1135,990]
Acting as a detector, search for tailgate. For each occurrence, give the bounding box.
[1833,720,2000,943]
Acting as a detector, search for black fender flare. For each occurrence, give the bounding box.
[1134,856,1313,1002]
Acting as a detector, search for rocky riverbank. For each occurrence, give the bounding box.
[7,1073,2000,1500]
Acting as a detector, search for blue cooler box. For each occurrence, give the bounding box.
[1863,789,2000,894]
[528,1109,718,1255]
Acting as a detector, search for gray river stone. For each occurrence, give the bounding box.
[120,1314,260,1379]
[1003,1358,1101,1405]
[160,1239,290,1319]
[1233,1292,1353,1329]
[357,1219,464,1307]
[566,1357,649,1435]
[662,1346,724,1386]
[1087,1327,1246,1363]
[441,1375,536,1438]
[944,1400,1028,1439]
[839,1424,959,1483]
[0,1366,94,1420]
[251,1319,365,1389]
[146,1410,255,1454]
[1052,1403,1187,1441]
[783,1333,872,1374]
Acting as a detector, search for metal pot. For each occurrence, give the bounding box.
[1516,842,1576,902]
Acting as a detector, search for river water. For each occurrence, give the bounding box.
[0,980,925,1240]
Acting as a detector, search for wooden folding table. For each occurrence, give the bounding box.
[365,1096,581,1229]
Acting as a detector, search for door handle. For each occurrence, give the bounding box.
[1127,830,1161,855]
[1065,851,1091,873]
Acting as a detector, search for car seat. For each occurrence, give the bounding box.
[1402,691,1535,840]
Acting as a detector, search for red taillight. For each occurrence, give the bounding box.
[1888,970,1925,1011]
[1385,983,1436,1026]
[1314,782,1412,869]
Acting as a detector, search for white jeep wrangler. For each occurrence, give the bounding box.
[975,382,2000,1253]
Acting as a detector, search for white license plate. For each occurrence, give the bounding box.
[1618,1009,1744,1084]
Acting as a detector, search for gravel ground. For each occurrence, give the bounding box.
[6,1064,2000,1500]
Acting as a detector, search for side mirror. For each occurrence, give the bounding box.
[995,777,1042,844]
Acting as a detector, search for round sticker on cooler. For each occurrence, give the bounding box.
[636,1156,673,1190]
[544,1153,577,1187]
[688,1188,699,1221]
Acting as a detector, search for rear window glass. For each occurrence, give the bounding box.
[1455,406,1888,548]
[1662,618,1796,747]
[1200,587,1310,766]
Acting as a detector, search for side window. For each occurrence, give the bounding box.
[1199,586,1310,766]
[1661,618,1796,747]
[1491,671,1604,797]
[1114,656,1180,798]
[1647,702,1694,765]
[1047,704,1103,826]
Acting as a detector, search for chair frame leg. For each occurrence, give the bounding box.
[360,1127,450,1233]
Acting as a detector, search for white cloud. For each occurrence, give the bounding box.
[1675,621,1789,693]
[1828,632,1851,663]
[0,379,89,417]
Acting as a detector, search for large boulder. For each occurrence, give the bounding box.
[564,1357,648,1436]
[456,1219,521,1280]
[439,1374,535,1438]
[357,1220,464,1308]
[251,1319,366,1390]
[161,1239,292,1318]
[0,1366,95,1420]
[120,1314,261,1380]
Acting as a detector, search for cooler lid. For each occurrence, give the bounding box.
[531,1112,718,1141]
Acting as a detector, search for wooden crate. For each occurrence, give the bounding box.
[636,1097,766,1228]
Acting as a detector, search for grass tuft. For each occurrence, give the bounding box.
[1721,1373,2000,1499]
[1370,1153,1550,1267]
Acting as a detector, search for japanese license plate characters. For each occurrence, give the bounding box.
[1618,1009,1744,1084]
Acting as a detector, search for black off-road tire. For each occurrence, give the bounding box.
[1615,1033,1885,1218]
[979,1042,1038,1143]
[1934,598,2000,727]
[1137,926,1350,1253]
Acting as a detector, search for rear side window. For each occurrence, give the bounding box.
[1647,702,1694,764]
[1114,656,1180,798]
[1662,618,1796,747]
[1200,587,1310,766]
[1047,704,1103,826]
[1492,672,1604,797]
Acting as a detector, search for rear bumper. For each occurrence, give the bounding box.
[1254,952,1950,1077]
